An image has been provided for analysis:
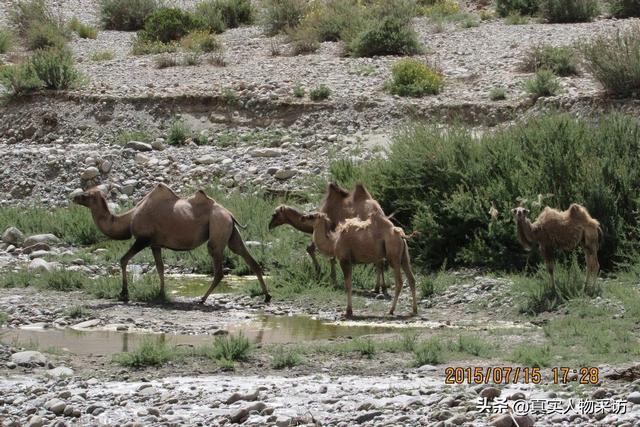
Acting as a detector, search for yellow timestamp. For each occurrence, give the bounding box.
[444,366,600,385]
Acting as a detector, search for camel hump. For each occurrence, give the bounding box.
[328,182,349,198]
[194,189,214,202]
[352,184,373,202]
[149,183,180,201]
[568,203,598,225]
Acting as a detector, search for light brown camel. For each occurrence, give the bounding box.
[303,211,417,318]
[73,184,271,303]
[268,183,389,294]
[512,204,602,288]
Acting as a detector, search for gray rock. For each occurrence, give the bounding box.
[12,350,47,367]
[2,226,24,245]
[47,367,74,378]
[27,415,44,427]
[274,169,297,180]
[23,234,60,247]
[6,361,17,369]
[152,140,165,151]
[125,141,153,152]
[480,387,502,400]
[80,167,99,180]
[195,155,216,165]
[226,390,259,404]
[628,391,640,404]
[28,258,53,273]
[135,153,150,164]
[45,398,66,415]
[72,319,101,329]
[355,411,383,424]
[251,148,282,157]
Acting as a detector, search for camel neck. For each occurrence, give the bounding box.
[313,219,335,256]
[91,197,133,240]
[284,207,314,234]
[516,217,536,247]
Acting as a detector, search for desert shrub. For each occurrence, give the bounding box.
[90,50,115,61]
[414,338,444,365]
[582,26,640,97]
[114,337,175,367]
[262,0,308,36]
[540,0,599,23]
[155,54,179,68]
[348,18,421,57]
[495,0,539,17]
[504,12,529,24]
[299,0,363,42]
[489,87,507,100]
[521,44,578,76]
[31,48,81,90]
[68,17,98,39]
[167,119,191,145]
[10,0,59,35]
[0,62,42,97]
[293,84,305,97]
[26,22,67,50]
[100,0,158,31]
[209,333,250,361]
[288,24,320,55]
[610,0,640,18]
[271,347,302,368]
[131,36,179,55]
[0,29,13,54]
[309,84,331,100]
[386,58,443,97]
[524,69,560,98]
[180,30,221,52]
[329,113,640,271]
[420,0,462,18]
[140,8,203,43]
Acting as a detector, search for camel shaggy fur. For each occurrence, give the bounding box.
[512,204,602,288]
[269,183,388,294]
[73,184,271,303]
[303,211,417,318]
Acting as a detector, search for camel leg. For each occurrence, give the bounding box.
[388,260,404,316]
[151,247,165,296]
[339,259,353,319]
[401,244,418,316]
[585,247,599,285]
[374,262,388,295]
[545,259,555,290]
[306,242,321,277]
[119,239,149,303]
[200,244,225,304]
[330,258,337,287]
[228,228,271,303]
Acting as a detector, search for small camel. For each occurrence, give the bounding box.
[73,184,271,303]
[268,183,388,294]
[512,204,602,289]
[303,211,417,318]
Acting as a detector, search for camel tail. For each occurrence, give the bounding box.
[231,215,247,230]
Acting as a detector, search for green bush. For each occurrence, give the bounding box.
[288,24,320,55]
[10,0,59,35]
[510,344,551,367]
[489,87,507,100]
[495,0,539,17]
[90,50,115,61]
[583,26,640,97]
[68,17,98,39]
[414,338,444,365]
[610,0,640,18]
[100,0,158,31]
[540,0,599,23]
[202,0,252,29]
[300,0,364,42]
[262,0,308,36]
[0,29,13,54]
[26,22,67,50]
[155,54,179,68]
[131,36,179,55]
[0,62,41,98]
[348,18,421,57]
[181,31,221,53]
[31,48,81,90]
[521,44,578,76]
[309,84,331,100]
[504,11,529,24]
[386,59,443,97]
[209,333,251,361]
[140,8,203,43]
[524,69,560,98]
[271,347,303,368]
[167,119,192,145]
[329,113,640,271]
[114,337,175,367]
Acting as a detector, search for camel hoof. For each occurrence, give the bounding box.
[199,298,207,305]
[388,310,395,316]
[119,292,129,303]
[345,308,353,319]
[264,294,272,304]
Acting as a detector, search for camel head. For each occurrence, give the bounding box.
[511,206,530,221]
[73,188,106,209]
[268,206,287,230]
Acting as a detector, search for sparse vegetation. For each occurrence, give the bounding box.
[348,17,421,57]
[495,0,539,17]
[0,29,13,54]
[100,0,159,31]
[167,119,192,145]
[610,0,640,18]
[114,128,152,145]
[524,69,560,98]
[68,17,97,39]
[293,84,305,98]
[140,8,203,43]
[353,338,376,358]
[540,0,599,23]
[386,59,443,97]
[0,61,42,99]
[26,22,67,51]
[504,12,529,24]
[30,48,81,90]
[196,0,253,33]
[582,26,640,97]
[489,87,507,100]
[414,338,444,365]
[309,84,331,101]
[208,333,251,362]
[521,44,578,76]
[510,344,551,367]
[90,50,115,61]
[262,0,308,36]
[180,30,221,53]
[63,305,93,319]
[0,311,7,325]
[448,335,491,357]
[114,337,175,367]
[271,347,303,368]
[155,54,179,69]
[131,36,179,55]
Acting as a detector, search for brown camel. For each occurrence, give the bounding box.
[303,211,417,318]
[512,204,602,288]
[73,184,271,304]
[268,183,389,294]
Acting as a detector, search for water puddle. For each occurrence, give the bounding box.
[0,314,403,356]
[166,274,257,298]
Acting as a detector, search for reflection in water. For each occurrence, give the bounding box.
[167,274,257,297]
[0,315,402,356]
